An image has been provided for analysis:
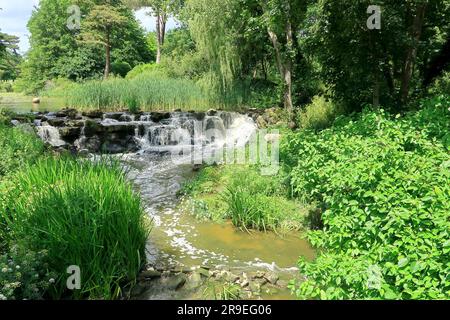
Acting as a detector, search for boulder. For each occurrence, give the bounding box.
[59,127,82,140]
[165,274,187,291]
[104,112,125,121]
[56,108,79,119]
[47,118,66,127]
[83,120,101,137]
[82,110,104,119]
[139,270,162,280]
[207,109,217,116]
[150,112,171,123]
[264,272,279,285]
[32,97,40,104]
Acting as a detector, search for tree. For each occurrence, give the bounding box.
[16,0,151,92]
[124,0,184,63]
[79,1,128,78]
[0,29,22,80]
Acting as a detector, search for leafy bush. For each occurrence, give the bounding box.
[428,71,450,96]
[1,157,149,299]
[285,96,450,299]
[296,95,343,130]
[111,61,132,78]
[0,245,56,300]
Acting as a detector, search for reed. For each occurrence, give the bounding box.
[64,73,245,112]
[1,156,150,299]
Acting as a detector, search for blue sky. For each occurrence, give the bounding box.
[0,0,179,53]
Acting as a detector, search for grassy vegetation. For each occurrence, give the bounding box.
[283,95,450,299]
[181,165,312,234]
[0,115,150,300]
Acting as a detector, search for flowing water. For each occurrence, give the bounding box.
[34,110,316,299]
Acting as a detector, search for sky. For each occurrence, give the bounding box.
[0,0,179,54]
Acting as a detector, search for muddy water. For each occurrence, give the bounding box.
[123,152,315,299]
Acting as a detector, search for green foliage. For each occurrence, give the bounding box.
[284,96,450,299]
[182,165,309,233]
[429,71,450,96]
[0,124,45,179]
[0,157,149,299]
[17,0,152,93]
[296,95,343,130]
[111,61,132,77]
[0,245,56,300]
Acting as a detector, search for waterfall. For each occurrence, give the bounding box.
[36,126,66,147]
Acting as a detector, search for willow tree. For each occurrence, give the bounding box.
[125,0,183,63]
[187,0,308,112]
[79,1,128,78]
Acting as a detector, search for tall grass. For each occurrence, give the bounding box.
[65,73,235,112]
[1,157,150,299]
[0,122,45,179]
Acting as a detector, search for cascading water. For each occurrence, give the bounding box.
[36,125,66,147]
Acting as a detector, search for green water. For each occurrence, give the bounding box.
[0,94,64,113]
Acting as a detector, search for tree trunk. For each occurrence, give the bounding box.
[268,29,293,112]
[155,9,167,64]
[400,3,427,104]
[104,31,111,79]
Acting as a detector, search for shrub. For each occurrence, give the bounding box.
[1,157,149,299]
[0,245,56,300]
[296,95,343,130]
[286,96,450,299]
[111,61,132,78]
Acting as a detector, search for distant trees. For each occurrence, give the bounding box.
[124,0,184,63]
[0,31,21,80]
[18,0,151,92]
[79,1,128,78]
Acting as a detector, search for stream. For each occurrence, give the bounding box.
[9,105,316,300]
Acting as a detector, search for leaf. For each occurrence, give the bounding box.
[398,258,409,268]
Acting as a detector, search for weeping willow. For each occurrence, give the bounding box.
[186,0,242,94]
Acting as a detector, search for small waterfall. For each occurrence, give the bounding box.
[133,112,257,155]
[37,126,66,147]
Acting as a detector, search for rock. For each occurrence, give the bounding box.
[119,114,134,122]
[207,109,217,116]
[104,112,125,121]
[11,120,20,126]
[249,282,261,294]
[82,110,104,119]
[139,270,162,279]
[198,268,210,278]
[56,108,79,119]
[192,112,206,121]
[32,97,40,104]
[47,118,66,127]
[264,272,279,285]
[240,280,249,288]
[288,121,298,130]
[165,274,187,290]
[225,273,240,283]
[185,272,204,290]
[150,112,171,123]
[59,127,82,140]
[256,116,268,128]
[130,283,147,296]
[83,120,101,137]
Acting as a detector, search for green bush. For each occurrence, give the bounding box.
[428,71,450,96]
[296,95,343,130]
[111,61,132,78]
[1,157,149,299]
[284,96,450,299]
